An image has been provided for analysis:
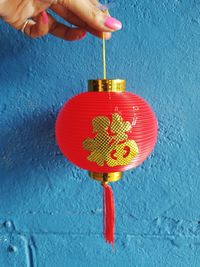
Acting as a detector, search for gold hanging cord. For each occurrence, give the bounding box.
[102,9,109,79]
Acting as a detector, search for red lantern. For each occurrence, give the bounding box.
[56,79,158,245]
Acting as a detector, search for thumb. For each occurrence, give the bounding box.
[59,0,122,32]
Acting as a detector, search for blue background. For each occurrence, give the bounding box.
[0,0,200,266]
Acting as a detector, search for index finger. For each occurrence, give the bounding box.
[59,0,122,32]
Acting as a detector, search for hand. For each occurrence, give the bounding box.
[0,0,122,41]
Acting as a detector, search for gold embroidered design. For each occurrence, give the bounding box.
[83,113,139,167]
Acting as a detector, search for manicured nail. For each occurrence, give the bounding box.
[41,11,48,24]
[79,32,87,40]
[104,17,122,30]
[97,4,108,12]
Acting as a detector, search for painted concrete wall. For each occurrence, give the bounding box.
[0,0,200,266]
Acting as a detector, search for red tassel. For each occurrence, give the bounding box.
[102,183,115,246]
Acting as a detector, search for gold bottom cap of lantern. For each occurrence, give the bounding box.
[88,172,123,183]
[87,79,125,183]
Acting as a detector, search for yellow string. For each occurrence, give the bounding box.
[102,9,109,79]
[102,32,106,79]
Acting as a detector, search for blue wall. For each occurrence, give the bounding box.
[0,1,200,266]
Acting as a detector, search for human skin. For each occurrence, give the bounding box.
[0,0,122,41]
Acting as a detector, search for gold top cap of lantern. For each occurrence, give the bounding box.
[88,79,126,92]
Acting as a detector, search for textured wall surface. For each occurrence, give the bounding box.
[0,0,200,266]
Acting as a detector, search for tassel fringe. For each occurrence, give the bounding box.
[102,183,115,246]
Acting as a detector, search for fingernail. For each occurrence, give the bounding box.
[97,4,108,12]
[104,17,122,30]
[41,11,48,24]
[79,32,87,40]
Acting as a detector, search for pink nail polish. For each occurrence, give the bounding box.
[104,17,122,30]
[79,32,87,40]
[41,11,48,24]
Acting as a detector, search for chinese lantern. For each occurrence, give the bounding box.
[55,79,158,246]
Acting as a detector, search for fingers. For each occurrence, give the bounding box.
[50,4,111,40]
[24,11,49,38]
[24,11,86,41]
[59,0,122,32]
[48,13,87,41]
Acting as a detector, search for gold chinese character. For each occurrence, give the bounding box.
[83,113,139,167]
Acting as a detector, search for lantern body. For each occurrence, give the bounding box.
[56,91,157,173]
